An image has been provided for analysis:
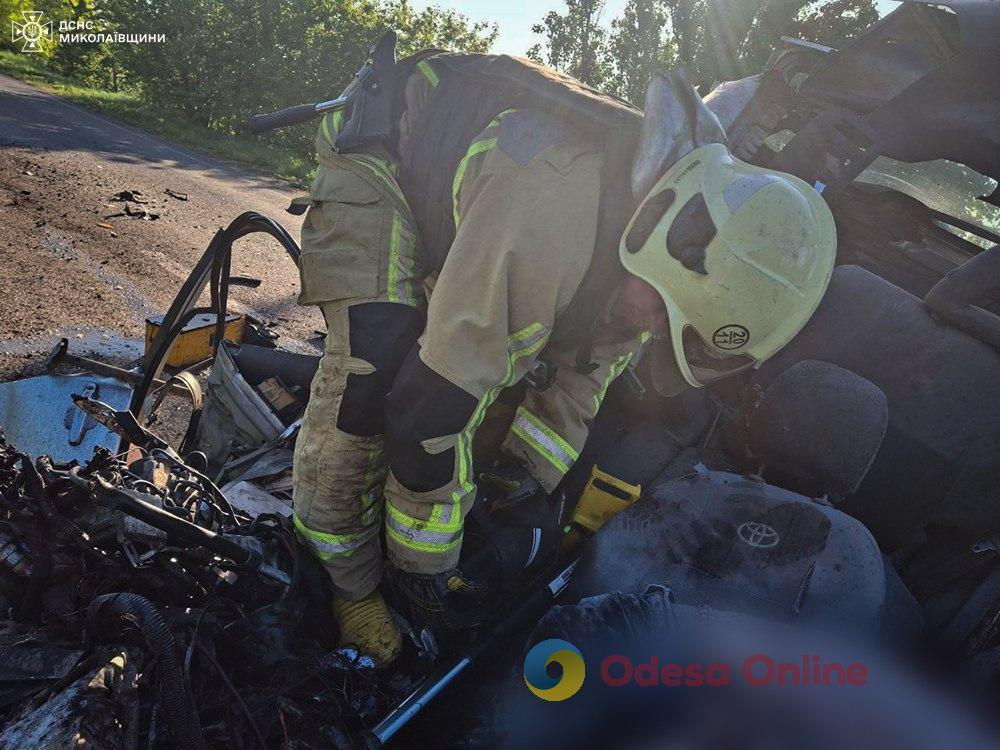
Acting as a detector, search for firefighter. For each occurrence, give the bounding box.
[291,53,836,666]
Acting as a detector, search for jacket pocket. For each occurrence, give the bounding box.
[297,166,392,305]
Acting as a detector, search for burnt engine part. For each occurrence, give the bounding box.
[0,431,386,748]
[133,212,302,422]
[0,647,142,748]
[196,342,319,476]
[88,592,205,750]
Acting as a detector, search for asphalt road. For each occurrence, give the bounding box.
[0,73,320,380]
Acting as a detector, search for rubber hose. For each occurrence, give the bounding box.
[21,456,93,549]
[87,592,205,750]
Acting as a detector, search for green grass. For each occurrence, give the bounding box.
[0,50,314,186]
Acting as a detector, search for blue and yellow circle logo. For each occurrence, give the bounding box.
[523,639,586,701]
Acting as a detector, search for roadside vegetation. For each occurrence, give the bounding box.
[0,0,499,186]
[0,0,876,186]
[0,48,314,184]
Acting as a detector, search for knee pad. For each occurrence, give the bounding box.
[385,346,477,492]
[337,303,424,436]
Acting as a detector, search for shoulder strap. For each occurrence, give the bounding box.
[396,54,526,271]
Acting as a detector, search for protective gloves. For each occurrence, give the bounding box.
[476,459,546,512]
[391,567,486,631]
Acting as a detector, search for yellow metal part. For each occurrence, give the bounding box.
[144,312,245,368]
[570,466,642,534]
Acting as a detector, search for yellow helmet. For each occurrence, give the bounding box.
[620,142,836,388]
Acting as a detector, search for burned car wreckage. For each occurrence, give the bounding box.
[1,1,1000,747]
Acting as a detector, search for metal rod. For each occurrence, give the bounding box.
[373,657,472,743]
[46,339,192,398]
[371,560,579,744]
[314,94,350,113]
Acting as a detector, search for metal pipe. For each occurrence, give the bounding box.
[373,658,472,743]
[46,338,192,398]
[371,560,578,744]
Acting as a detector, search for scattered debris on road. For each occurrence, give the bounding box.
[124,203,160,220]
[106,190,161,220]
[109,189,149,205]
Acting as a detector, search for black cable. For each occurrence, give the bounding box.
[88,592,206,750]
[195,641,268,750]
[126,478,167,497]
[150,450,241,527]
[184,599,227,681]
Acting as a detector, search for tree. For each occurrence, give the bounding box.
[607,0,675,105]
[664,0,878,86]
[528,0,610,89]
[659,0,790,85]
[787,0,878,47]
[531,0,879,99]
[92,0,496,153]
[388,0,497,55]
